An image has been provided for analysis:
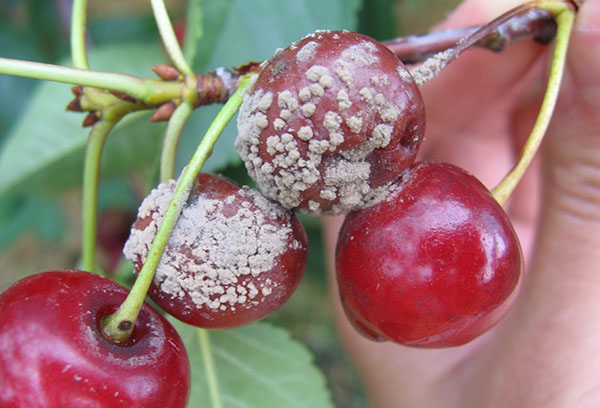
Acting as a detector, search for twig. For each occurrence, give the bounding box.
[384,8,556,64]
[409,2,556,85]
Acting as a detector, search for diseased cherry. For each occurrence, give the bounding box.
[0,270,190,408]
[336,161,522,347]
[236,30,425,215]
[124,173,308,329]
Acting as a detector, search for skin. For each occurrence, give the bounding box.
[323,0,600,406]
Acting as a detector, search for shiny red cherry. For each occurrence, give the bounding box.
[0,270,190,407]
[336,161,522,347]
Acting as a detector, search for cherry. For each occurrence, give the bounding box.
[236,30,425,215]
[124,173,308,329]
[97,209,137,275]
[335,161,522,347]
[0,270,190,407]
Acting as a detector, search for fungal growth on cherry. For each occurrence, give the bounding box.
[123,173,308,329]
[236,30,425,215]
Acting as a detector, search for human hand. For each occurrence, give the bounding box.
[324,0,600,406]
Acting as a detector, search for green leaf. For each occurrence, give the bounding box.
[358,0,397,40]
[0,194,64,250]
[170,319,333,408]
[0,43,166,196]
[89,15,159,46]
[0,23,43,138]
[176,0,362,175]
[23,0,69,60]
[189,0,361,73]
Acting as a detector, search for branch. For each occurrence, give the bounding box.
[408,2,560,85]
[383,8,556,64]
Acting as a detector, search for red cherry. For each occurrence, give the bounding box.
[97,209,137,275]
[336,161,522,347]
[173,21,186,46]
[124,173,308,329]
[236,30,425,215]
[0,270,190,407]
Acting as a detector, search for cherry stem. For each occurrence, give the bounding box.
[384,8,557,64]
[81,120,115,272]
[150,0,194,77]
[79,88,147,272]
[182,1,202,68]
[0,58,184,104]
[160,100,194,182]
[101,75,252,343]
[71,0,89,69]
[199,330,223,408]
[492,4,575,205]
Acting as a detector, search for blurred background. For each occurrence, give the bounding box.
[0,0,461,406]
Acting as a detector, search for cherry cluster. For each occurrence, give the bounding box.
[0,28,524,406]
[0,172,309,406]
[235,30,522,347]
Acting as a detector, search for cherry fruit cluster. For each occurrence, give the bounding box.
[0,173,308,407]
[236,30,523,347]
[0,23,527,408]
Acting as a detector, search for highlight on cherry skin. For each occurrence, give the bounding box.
[235,29,425,216]
[335,161,523,347]
[124,173,308,329]
[0,270,190,408]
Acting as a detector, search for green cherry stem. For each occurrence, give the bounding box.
[81,120,115,272]
[80,89,146,272]
[150,0,194,77]
[160,100,194,182]
[199,329,223,408]
[182,1,202,68]
[492,4,575,205]
[0,58,182,103]
[101,75,252,343]
[71,0,89,69]
[0,58,139,93]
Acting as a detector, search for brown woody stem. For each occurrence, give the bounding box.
[384,8,557,64]
[407,1,568,86]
